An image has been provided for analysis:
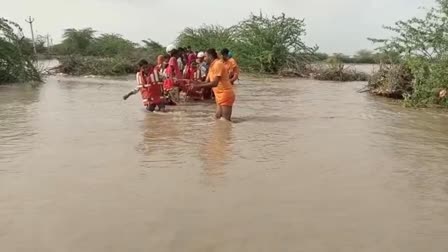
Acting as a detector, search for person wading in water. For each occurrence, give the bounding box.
[191,48,235,121]
[220,48,240,85]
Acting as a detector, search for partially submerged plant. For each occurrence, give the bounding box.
[369,0,448,106]
[0,17,42,84]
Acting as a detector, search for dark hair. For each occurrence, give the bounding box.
[138,59,149,67]
[206,48,218,59]
[169,49,178,57]
[220,48,230,56]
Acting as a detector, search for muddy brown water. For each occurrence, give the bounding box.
[1,74,448,252]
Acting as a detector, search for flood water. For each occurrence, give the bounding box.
[1,75,448,252]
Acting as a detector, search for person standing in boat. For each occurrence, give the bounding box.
[155,55,165,73]
[197,52,208,81]
[186,46,197,67]
[164,45,182,103]
[177,47,186,72]
[196,51,212,99]
[191,48,235,121]
[220,48,239,85]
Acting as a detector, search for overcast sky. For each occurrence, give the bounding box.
[3,0,436,54]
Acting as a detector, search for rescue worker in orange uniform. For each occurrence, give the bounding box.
[191,48,235,121]
[220,48,239,85]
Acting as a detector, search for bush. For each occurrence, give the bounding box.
[367,64,413,98]
[60,28,96,55]
[89,34,137,57]
[141,39,166,62]
[51,30,167,76]
[369,0,448,106]
[56,56,137,76]
[49,12,377,82]
[176,25,234,52]
[353,50,376,64]
[280,58,370,82]
[313,59,369,81]
[0,18,42,84]
[405,57,448,106]
[175,13,317,74]
[232,12,317,73]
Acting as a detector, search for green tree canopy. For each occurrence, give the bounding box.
[176,25,233,52]
[90,33,136,57]
[61,28,96,55]
[232,12,317,73]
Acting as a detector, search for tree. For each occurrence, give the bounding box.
[141,38,165,59]
[330,53,353,63]
[61,28,96,55]
[314,52,329,61]
[90,33,136,57]
[369,0,448,60]
[369,0,448,106]
[176,25,233,51]
[0,17,41,84]
[232,12,317,73]
[35,35,47,53]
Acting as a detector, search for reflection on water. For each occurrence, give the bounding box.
[200,121,233,186]
[1,75,448,252]
[0,85,40,167]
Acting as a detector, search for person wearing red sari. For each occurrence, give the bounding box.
[164,47,182,103]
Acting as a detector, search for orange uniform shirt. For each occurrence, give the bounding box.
[222,58,240,77]
[207,59,235,106]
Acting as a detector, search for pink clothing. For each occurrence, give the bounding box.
[163,67,175,90]
[168,56,182,79]
[187,53,197,66]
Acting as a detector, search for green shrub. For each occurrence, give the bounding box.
[0,17,42,84]
[176,25,234,51]
[314,59,369,81]
[369,0,448,106]
[368,64,413,98]
[57,56,137,76]
[89,34,137,57]
[232,12,317,73]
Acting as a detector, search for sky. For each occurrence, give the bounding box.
[2,0,436,55]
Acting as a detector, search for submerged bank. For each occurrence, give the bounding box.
[367,64,448,108]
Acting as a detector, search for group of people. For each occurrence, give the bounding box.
[124,45,240,121]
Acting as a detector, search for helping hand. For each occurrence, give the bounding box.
[188,81,201,91]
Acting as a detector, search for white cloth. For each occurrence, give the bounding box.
[177,58,184,71]
[166,44,176,53]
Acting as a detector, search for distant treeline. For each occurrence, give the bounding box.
[52,12,318,75]
[1,11,396,84]
[314,50,400,64]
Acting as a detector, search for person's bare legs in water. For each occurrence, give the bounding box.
[221,106,232,121]
[215,106,222,119]
[215,105,232,121]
